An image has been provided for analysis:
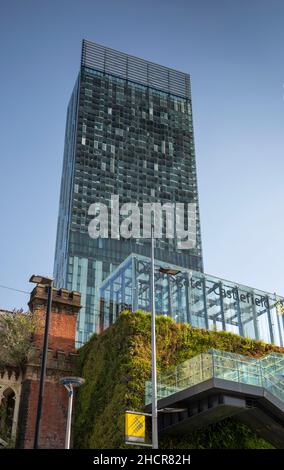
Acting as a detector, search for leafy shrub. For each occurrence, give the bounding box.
[74,311,282,449]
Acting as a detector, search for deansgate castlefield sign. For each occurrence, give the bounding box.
[99,254,284,347]
[190,278,274,309]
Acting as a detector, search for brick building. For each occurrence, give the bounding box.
[0,282,81,448]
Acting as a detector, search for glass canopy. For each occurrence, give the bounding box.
[99,253,284,346]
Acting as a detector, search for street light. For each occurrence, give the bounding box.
[29,275,53,285]
[159,267,181,276]
[29,274,53,449]
[149,260,181,450]
[59,376,85,449]
[150,225,158,449]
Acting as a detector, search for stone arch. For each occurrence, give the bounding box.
[0,387,16,441]
[0,369,22,445]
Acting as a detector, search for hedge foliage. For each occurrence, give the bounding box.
[74,311,283,449]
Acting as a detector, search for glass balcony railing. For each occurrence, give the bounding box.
[145,349,284,405]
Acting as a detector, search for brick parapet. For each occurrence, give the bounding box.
[28,285,81,353]
[16,282,81,448]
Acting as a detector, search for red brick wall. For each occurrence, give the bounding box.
[33,309,77,353]
[16,285,81,449]
[20,379,69,449]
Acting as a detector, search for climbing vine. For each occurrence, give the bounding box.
[74,310,282,449]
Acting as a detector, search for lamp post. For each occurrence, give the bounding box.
[29,274,53,449]
[150,225,158,449]
[59,377,85,449]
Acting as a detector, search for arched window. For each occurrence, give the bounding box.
[0,387,15,441]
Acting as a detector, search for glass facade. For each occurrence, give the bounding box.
[54,41,203,345]
[99,253,284,347]
[145,349,284,404]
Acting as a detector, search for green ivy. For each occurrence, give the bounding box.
[74,311,282,449]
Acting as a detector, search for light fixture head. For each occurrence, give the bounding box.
[29,275,53,285]
[159,267,181,276]
[59,376,85,388]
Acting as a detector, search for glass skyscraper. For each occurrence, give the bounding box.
[54,40,203,345]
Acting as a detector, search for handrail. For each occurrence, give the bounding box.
[145,350,284,405]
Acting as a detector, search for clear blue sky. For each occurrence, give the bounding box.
[0,0,284,311]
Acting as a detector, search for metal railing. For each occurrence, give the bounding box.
[145,349,284,405]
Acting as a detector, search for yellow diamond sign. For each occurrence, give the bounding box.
[125,412,145,443]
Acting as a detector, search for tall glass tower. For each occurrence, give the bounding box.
[54,40,203,345]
